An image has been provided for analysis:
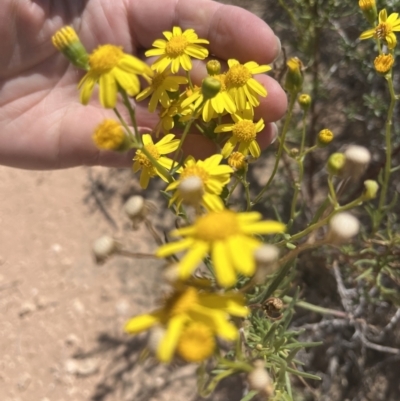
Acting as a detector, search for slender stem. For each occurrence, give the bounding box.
[375,74,396,230]
[225,176,240,205]
[121,91,140,142]
[327,174,338,207]
[282,296,347,318]
[113,107,138,144]
[252,92,298,205]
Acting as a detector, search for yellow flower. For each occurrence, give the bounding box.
[78,44,151,108]
[284,58,303,93]
[317,129,334,147]
[360,9,400,49]
[166,154,233,212]
[176,322,216,362]
[136,70,188,112]
[215,113,265,159]
[156,209,285,287]
[145,26,209,73]
[133,134,180,189]
[181,74,237,122]
[92,119,127,150]
[374,53,395,74]
[225,59,271,110]
[124,285,248,362]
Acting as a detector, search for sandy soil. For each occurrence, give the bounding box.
[0,166,201,401]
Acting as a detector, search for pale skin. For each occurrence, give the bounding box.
[0,0,287,170]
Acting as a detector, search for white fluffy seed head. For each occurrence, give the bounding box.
[147,325,166,355]
[247,361,274,397]
[92,235,117,263]
[343,145,371,178]
[327,213,360,244]
[178,176,204,206]
[124,195,145,219]
[253,245,280,284]
[162,264,181,284]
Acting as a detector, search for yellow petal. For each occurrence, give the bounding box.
[178,241,209,279]
[157,315,187,362]
[124,310,163,334]
[241,220,286,234]
[212,241,237,287]
[156,237,194,257]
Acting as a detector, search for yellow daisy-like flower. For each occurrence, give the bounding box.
[124,285,248,362]
[136,70,188,112]
[225,59,271,111]
[166,154,233,212]
[145,26,209,74]
[360,9,400,49]
[78,44,151,108]
[156,209,285,287]
[92,119,127,151]
[181,74,237,122]
[133,134,180,189]
[176,322,216,362]
[215,113,265,159]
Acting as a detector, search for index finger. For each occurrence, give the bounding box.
[128,0,280,64]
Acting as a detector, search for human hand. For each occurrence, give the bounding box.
[0,0,286,169]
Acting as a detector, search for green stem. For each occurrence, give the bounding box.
[252,92,298,205]
[121,91,140,143]
[375,74,396,230]
[282,296,347,318]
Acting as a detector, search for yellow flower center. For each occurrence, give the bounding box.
[180,165,209,184]
[165,36,189,58]
[166,287,199,316]
[177,322,215,362]
[92,119,125,150]
[195,210,240,241]
[89,44,124,73]
[232,120,257,143]
[375,22,391,39]
[225,64,251,88]
[374,54,394,73]
[134,144,160,168]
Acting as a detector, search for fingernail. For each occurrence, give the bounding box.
[270,123,279,144]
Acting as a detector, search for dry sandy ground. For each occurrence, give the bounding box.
[0,166,203,401]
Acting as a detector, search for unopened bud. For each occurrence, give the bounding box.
[290,148,299,157]
[228,152,247,171]
[253,245,279,284]
[362,180,379,200]
[359,0,377,26]
[343,145,371,179]
[178,176,204,206]
[201,77,221,100]
[206,60,221,76]
[374,54,394,75]
[92,235,118,264]
[248,360,274,398]
[51,26,89,70]
[326,213,360,244]
[327,153,346,176]
[317,129,334,147]
[284,58,303,93]
[298,93,311,111]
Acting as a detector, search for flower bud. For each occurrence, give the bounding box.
[298,94,311,111]
[201,77,221,100]
[51,26,89,70]
[317,129,334,147]
[228,152,247,171]
[359,0,377,26]
[290,148,299,157]
[374,54,394,75]
[361,180,379,200]
[343,145,371,179]
[327,153,346,176]
[178,176,204,207]
[253,245,279,284]
[326,213,360,244]
[284,58,303,93]
[92,235,118,264]
[206,60,221,76]
[247,360,274,398]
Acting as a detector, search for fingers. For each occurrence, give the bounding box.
[128,0,280,63]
